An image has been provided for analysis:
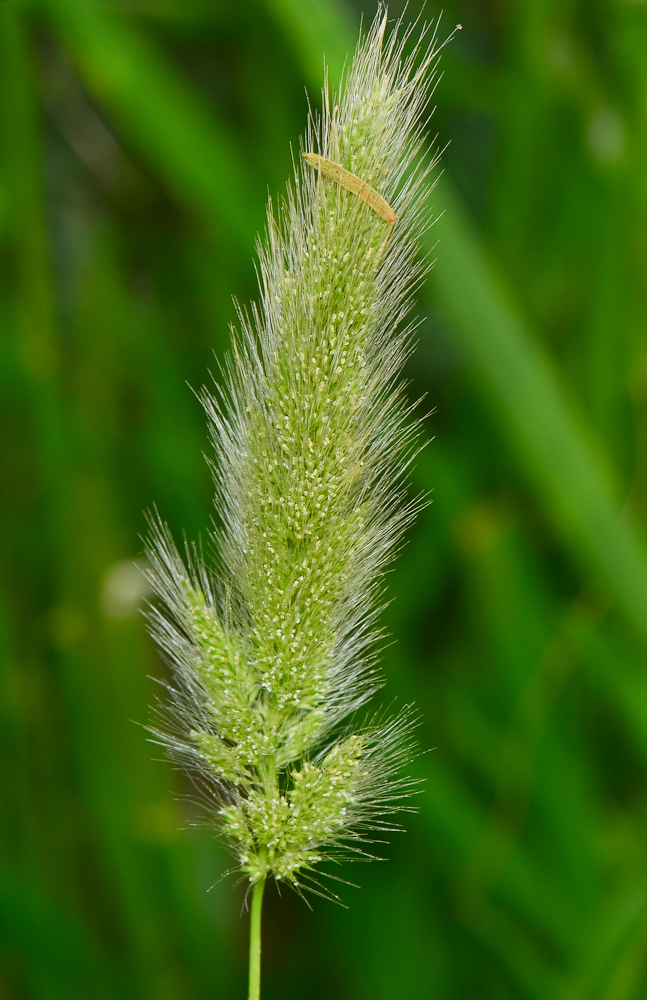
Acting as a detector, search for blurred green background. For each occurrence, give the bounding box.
[2,0,647,997]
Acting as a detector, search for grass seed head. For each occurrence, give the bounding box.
[146,5,444,897]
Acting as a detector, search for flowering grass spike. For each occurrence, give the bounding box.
[145,8,448,997]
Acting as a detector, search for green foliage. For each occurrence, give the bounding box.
[2,0,647,997]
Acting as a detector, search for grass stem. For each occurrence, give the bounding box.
[248,875,266,1000]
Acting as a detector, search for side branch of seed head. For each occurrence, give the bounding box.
[302,152,397,226]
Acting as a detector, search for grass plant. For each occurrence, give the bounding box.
[144,9,446,995]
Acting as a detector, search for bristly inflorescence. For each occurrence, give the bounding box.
[145,6,445,898]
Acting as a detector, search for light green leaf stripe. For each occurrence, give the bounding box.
[429,177,647,644]
[265,0,354,84]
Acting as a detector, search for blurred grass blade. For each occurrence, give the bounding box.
[429,177,647,645]
[38,0,259,251]
[263,0,355,84]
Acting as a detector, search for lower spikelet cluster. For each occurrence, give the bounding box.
[145,7,443,896]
